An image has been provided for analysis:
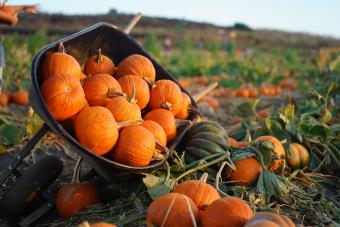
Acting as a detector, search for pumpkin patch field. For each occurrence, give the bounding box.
[0,12,339,227]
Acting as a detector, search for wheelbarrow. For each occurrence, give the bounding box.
[0,14,200,226]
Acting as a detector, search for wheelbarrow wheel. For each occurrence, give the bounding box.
[0,155,63,218]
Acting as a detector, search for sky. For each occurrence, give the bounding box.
[8,0,340,38]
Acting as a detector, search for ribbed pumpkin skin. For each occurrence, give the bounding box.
[118,75,150,109]
[12,90,29,106]
[82,74,122,106]
[113,125,155,166]
[228,157,262,186]
[149,80,183,115]
[176,92,191,119]
[74,106,118,156]
[173,179,221,210]
[42,51,81,80]
[287,143,310,170]
[255,136,285,171]
[245,212,295,227]
[141,120,167,147]
[146,193,199,227]
[0,92,10,105]
[117,54,156,82]
[91,223,117,227]
[84,53,115,76]
[105,96,141,122]
[144,109,177,141]
[201,197,253,227]
[56,183,98,218]
[41,73,86,121]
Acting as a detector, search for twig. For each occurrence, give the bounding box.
[193,82,219,102]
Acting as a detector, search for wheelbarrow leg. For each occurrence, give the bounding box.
[0,123,50,185]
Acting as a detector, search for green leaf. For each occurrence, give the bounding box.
[309,151,321,170]
[231,150,254,163]
[258,141,274,165]
[236,99,259,118]
[142,174,176,200]
[0,123,20,146]
[320,108,332,124]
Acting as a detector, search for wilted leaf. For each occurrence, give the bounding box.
[142,174,176,200]
[320,108,332,124]
[26,111,44,138]
[281,104,295,123]
[236,99,259,118]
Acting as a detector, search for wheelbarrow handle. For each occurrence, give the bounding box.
[123,12,142,34]
[0,123,49,185]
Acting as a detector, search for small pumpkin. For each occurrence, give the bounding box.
[256,108,271,120]
[178,78,190,89]
[255,136,285,171]
[176,92,191,119]
[227,137,248,148]
[117,54,156,82]
[279,80,298,90]
[41,73,86,121]
[0,92,11,105]
[118,75,150,109]
[84,48,115,76]
[245,212,295,227]
[105,86,141,122]
[260,85,271,96]
[149,79,183,115]
[146,193,199,227]
[228,157,262,186]
[113,125,156,166]
[201,196,253,227]
[144,109,177,141]
[249,87,259,98]
[141,120,167,148]
[79,221,117,227]
[201,96,219,109]
[236,88,250,98]
[42,42,82,80]
[11,90,29,106]
[173,173,221,210]
[74,106,140,156]
[287,143,310,170]
[82,74,122,106]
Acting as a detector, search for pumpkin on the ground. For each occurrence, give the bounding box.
[228,157,262,186]
[113,125,156,166]
[42,42,82,80]
[245,212,295,227]
[173,173,220,210]
[84,48,115,76]
[82,74,122,106]
[201,196,253,227]
[201,96,219,109]
[255,136,285,171]
[149,79,183,115]
[144,109,177,141]
[0,92,11,105]
[287,143,310,170]
[79,221,117,227]
[11,90,29,106]
[146,193,199,227]
[41,73,86,121]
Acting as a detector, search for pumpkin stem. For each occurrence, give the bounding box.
[107,88,126,98]
[96,48,103,63]
[188,105,201,116]
[143,77,156,89]
[71,157,82,184]
[152,152,164,161]
[127,83,137,104]
[245,129,252,143]
[79,221,91,227]
[117,119,143,129]
[215,161,232,197]
[161,101,172,111]
[199,172,208,183]
[175,118,191,128]
[156,141,169,154]
[193,82,218,102]
[58,42,66,53]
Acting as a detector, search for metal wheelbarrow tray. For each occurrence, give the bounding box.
[27,22,199,182]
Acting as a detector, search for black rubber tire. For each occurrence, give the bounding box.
[0,155,63,217]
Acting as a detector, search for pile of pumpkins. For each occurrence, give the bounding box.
[0,90,29,106]
[40,43,193,167]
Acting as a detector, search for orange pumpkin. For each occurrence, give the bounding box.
[227,137,248,148]
[146,193,199,227]
[105,94,141,122]
[249,87,259,98]
[41,73,86,121]
[176,92,191,119]
[228,157,262,186]
[118,75,150,109]
[82,74,122,106]
[279,80,298,90]
[245,212,295,227]
[236,88,250,98]
[149,80,183,115]
[201,196,253,227]
[117,54,156,82]
[0,92,11,105]
[42,43,82,80]
[113,125,156,166]
[74,106,119,155]
[84,48,115,76]
[287,143,310,170]
[141,120,167,148]
[201,96,219,109]
[80,221,117,227]
[173,173,220,210]
[274,86,282,95]
[256,108,271,120]
[11,90,29,106]
[223,88,236,97]
[144,109,177,141]
[56,182,98,218]
[260,85,271,96]
[178,78,190,89]
[255,136,285,171]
